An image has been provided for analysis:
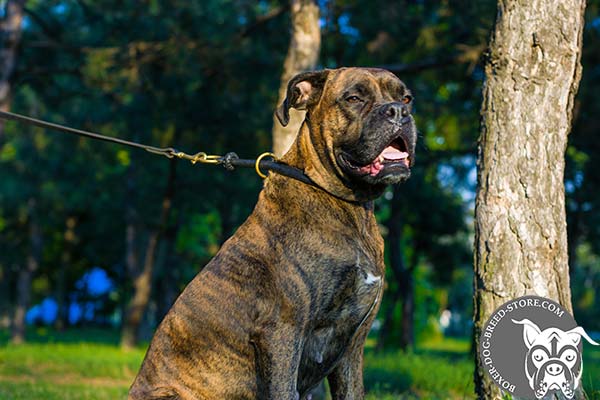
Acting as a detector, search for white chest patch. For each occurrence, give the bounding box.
[364,272,381,285]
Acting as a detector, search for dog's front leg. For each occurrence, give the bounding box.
[251,322,303,400]
[327,327,369,400]
[327,349,365,400]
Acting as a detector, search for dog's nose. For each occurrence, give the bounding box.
[545,363,564,376]
[380,102,409,123]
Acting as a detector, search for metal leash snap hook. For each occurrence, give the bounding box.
[255,152,277,179]
[202,154,222,164]
[190,152,207,164]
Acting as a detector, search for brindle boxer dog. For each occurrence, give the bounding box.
[129,67,416,400]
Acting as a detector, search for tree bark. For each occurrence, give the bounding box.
[120,157,140,348]
[272,0,320,157]
[121,159,177,349]
[0,265,9,329]
[376,288,400,352]
[11,198,42,344]
[377,185,415,351]
[473,0,586,398]
[154,221,181,325]
[399,260,415,351]
[54,216,77,331]
[0,0,25,142]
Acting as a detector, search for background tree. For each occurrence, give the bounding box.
[0,0,25,342]
[0,0,24,140]
[271,0,320,157]
[473,0,586,397]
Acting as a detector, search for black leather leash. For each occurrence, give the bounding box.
[0,110,315,186]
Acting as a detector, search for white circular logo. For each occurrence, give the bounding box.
[479,295,599,399]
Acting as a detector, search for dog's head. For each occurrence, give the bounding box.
[512,319,599,399]
[276,68,417,201]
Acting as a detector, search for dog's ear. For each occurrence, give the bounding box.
[275,70,330,127]
[564,326,600,346]
[512,319,542,349]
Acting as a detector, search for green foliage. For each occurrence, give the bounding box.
[1,0,290,322]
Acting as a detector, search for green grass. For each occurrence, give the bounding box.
[0,328,598,400]
[364,338,474,400]
[0,328,144,400]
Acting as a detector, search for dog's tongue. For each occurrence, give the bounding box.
[358,146,410,176]
[381,146,409,161]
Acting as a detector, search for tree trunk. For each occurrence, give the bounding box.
[155,221,181,324]
[473,0,586,398]
[272,0,320,157]
[0,1,27,327]
[377,185,415,351]
[0,265,9,329]
[54,216,77,331]
[0,0,25,142]
[11,198,42,344]
[399,262,415,351]
[120,158,140,348]
[376,286,400,352]
[121,159,177,349]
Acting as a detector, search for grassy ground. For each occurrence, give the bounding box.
[0,328,598,399]
[363,337,475,399]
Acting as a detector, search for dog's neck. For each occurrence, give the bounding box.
[280,120,385,203]
[262,172,379,246]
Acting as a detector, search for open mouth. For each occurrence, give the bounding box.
[342,136,411,178]
[548,383,561,390]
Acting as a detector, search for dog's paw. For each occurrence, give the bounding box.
[535,382,548,399]
[561,381,575,399]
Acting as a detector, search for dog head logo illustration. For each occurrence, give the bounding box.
[512,319,599,399]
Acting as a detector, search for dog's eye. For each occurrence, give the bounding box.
[402,95,413,104]
[532,349,547,363]
[562,350,577,362]
[346,95,362,103]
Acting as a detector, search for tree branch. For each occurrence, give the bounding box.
[378,44,486,75]
[23,6,62,40]
[237,4,289,39]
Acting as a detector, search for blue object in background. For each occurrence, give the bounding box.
[25,298,58,325]
[76,267,113,297]
[26,267,114,326]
